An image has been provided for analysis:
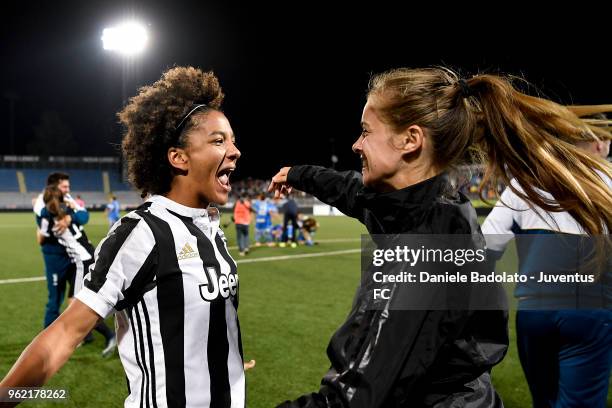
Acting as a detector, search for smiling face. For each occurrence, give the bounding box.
[352,100,407,191]
[175,109,241,206]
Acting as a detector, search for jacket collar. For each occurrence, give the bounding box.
[356,173,454,209]
[356,173,458,234]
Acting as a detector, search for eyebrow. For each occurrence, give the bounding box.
[210,131,228,138]
[210,131,236,142]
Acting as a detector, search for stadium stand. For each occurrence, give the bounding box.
[23,169,112,192]
[108,171,133,192]
[0,156,524,212]
[0,156,142,210]
[0,169,20,192]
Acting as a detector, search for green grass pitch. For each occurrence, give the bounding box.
[0,212,609,407]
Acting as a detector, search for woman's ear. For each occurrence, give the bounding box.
[397,125,425,154]
[168,147,189,173]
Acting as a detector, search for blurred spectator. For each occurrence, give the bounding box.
[297,214,319,246]
[252,193,277,247]
[105,195,121,227]
[280,194,299,247]
[233,194,252,256]
[75,195,85,208]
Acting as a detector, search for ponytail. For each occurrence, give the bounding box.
[464,75,612,236]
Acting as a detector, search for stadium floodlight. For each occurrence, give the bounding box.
[102,22,148,56]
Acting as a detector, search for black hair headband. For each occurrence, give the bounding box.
[174,103,208,136]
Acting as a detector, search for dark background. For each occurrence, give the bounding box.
[1,1,609,179]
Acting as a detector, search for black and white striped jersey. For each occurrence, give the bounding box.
[75,195,245,408]
[38,207,94,294]
[38,210,93,263]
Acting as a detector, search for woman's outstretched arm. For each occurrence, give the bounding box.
[0,300,100,407]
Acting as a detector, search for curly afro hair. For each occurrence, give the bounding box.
[119,66,224,197]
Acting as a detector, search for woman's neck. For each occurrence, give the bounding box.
[164,182,209,209]
[384,163,440,192]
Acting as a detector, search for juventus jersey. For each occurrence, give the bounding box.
[75,195,245,408]
[38,208,93,263]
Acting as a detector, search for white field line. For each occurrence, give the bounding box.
[227,237,360,250]
[236,248,360,264]
[0,276,46,285]
[0,248,361,285]
[0,222,112,228]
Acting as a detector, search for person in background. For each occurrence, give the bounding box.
[33,173,87,328]
[253,193,277,247]
[279,193,298,248]
[270,223,283,245]
[233,193,252,256]
[482,110,612,408]
[297,214,319,246]
[38,185,117,356]
[105,195,121,227]
[575,112,611,159]
[74,194,85,209]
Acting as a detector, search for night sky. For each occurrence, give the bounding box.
[1,2,610,180]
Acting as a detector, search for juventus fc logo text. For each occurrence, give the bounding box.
[199,267,239,302]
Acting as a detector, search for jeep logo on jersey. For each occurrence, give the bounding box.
[199,266,238,301]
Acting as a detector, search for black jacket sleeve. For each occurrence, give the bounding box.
[276,306,474,408]
[287,165,365,221]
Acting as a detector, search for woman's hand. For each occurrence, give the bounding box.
[63,195,77,210]
[0,300,101,404]
[243,359,256,371]
[53,215,72,234]
[268,167,293,199]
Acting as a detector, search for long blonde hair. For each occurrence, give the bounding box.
[367,68,612,237]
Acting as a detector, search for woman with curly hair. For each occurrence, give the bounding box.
[1,66,247,408]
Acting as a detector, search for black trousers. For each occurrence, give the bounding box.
[282,213,298,242]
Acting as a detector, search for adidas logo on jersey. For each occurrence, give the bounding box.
[177,243,199,260]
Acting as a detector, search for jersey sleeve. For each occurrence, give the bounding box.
[287,165,365,221]
[37,208,52,237]
[71,207,90,225]
[481,184,523,256]
[33,194,44,217]
[75,213,158,318]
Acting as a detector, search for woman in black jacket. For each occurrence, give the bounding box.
[269,68,612,407]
